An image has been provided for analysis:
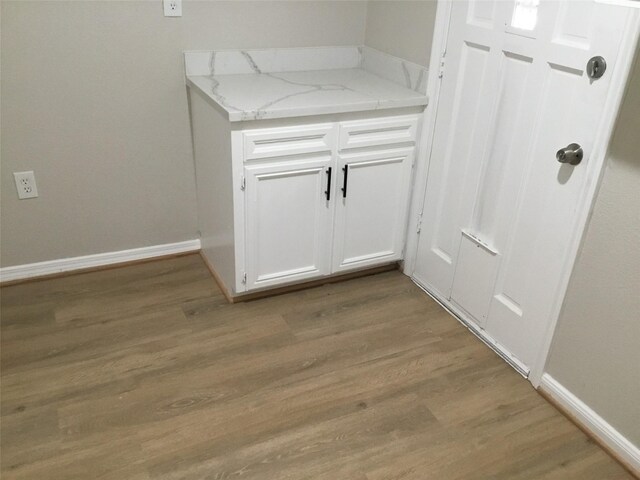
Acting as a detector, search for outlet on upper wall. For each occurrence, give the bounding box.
[163,0,182,17]
[14,171,39,199]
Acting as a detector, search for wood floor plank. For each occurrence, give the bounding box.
[147,392,439,480]
[0,254,633,479]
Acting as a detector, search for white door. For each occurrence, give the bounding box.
[413,0,630,370]
[333,147,414,272]
[244,156,334,289]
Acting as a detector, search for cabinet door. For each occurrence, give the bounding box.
[244,156,334,290]
[332,147,414,272]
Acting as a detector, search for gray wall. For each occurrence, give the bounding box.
[545,48,640,445]
[365,0,437,66]
[0,1,368,267]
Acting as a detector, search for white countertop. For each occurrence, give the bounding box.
[186,68,428,122]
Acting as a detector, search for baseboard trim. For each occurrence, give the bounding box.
[0,239,201,286]
[539,373,640,478]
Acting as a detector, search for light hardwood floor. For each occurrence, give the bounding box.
[0,254,633,479]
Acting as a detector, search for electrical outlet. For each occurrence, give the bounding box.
[163,0,182,17]
[14,171,39,199]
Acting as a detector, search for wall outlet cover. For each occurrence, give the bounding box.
[163,0,182,17]
[14,171,39,199]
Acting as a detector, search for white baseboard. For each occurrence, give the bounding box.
[540,373,640,474]
[0,239,201,284]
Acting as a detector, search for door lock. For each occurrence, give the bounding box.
[587,56,606,79]
[556,143,583,166]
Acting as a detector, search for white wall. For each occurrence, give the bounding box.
[545,48,640,446]
[0,1,367,267]
[365,0,437,67]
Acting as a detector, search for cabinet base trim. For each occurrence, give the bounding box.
[202,258,399,304]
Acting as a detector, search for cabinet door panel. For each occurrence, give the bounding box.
[244,157,333,289]
[332,148,414,272]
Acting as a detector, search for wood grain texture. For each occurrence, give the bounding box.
[1,254,633,479]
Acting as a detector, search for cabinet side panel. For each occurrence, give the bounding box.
[189,87,236,291]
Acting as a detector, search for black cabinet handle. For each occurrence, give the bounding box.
[341,165,349,198]
[324,167,332,201]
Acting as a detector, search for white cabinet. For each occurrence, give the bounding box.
[244,147,415,290]
[188,85,422,300]
[332,147,414,273]
[244,157,333,290]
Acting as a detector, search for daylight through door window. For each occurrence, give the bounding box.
[511,0,540,30]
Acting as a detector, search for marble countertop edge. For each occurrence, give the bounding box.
[186,69,428,123]
[225,96,429,122]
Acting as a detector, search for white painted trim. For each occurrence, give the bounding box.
[596,0,640,8]
[530,12,640,387]
[540,373,640,474]
[0,240,201,283]
[412,277,530,378]
[403,0,453,276]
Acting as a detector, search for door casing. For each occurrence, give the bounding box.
[403,0,640,387]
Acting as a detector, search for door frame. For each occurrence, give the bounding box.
[403,0,640,387]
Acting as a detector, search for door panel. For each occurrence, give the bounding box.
[450,4,543,325]
[332,148,414,272]
[413,0,506,299]
[485,1,627,366]
[244,157,333,289]
[450,233,499,327]
[413,0,628,370]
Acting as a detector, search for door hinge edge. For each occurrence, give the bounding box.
[438,53,446,79]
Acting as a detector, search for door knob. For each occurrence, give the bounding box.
[556,143,583,166]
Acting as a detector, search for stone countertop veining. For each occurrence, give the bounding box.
[186,68,428,122]
[184,47,429,122]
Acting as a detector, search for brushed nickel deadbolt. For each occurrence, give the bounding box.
[587,56,606,79]
[556,143,583,166]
